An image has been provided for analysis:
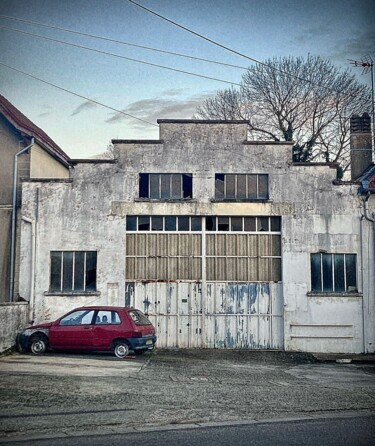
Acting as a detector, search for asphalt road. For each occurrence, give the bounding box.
[2,415,374,446]
[0,349,374,443]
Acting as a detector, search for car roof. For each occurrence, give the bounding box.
[73,306,136,312]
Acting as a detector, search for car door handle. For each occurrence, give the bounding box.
[84,326,92,330]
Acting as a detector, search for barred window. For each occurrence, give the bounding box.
[139,173,192,199]
[50,251,97,292]
[215,174,268,200]
[310,253,357,293]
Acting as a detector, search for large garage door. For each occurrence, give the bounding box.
[125,215,284,349]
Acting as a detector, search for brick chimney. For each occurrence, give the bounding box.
[350,112,373,180]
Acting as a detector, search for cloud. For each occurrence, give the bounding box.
[329,31,375,63]
[105,92,215,128]
[71,100,97,116]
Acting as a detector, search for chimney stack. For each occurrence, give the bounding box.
[350,113,372,180]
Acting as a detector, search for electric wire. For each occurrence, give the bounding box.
[0,25,241,87]
[127,0,342,93]
[0,61,158,127]
[0,14,249,70]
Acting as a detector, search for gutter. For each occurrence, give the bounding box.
[21,216,36,322]
[9,138,34,302]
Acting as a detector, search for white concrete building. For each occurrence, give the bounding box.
[19,118,375,353]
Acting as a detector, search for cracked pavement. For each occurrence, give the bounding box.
[0,349,374,442]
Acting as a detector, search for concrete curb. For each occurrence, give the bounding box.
[0,410,374,444]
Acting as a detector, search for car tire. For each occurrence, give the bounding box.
[114,342,130,359]
[30,337,47,355]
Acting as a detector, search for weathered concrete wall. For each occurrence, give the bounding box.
[19,121,374,353]
[20,162,125,322]
[0,302,29,352]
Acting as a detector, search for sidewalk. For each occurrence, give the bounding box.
[312,353,375,364]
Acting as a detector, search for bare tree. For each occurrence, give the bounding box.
[196,56,371,177]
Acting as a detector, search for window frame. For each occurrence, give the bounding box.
[214,173,269,201]
[310,253,357,294]
[50,251,97,293]
[139,173,193,200]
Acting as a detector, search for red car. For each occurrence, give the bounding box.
[17,306,157,358]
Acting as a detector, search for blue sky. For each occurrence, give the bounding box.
[0,0,374,158]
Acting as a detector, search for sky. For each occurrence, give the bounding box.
[0,0,374,158]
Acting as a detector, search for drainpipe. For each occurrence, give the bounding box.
[22,216,36,322]
[361,193,375,353]
[9,138,34,302]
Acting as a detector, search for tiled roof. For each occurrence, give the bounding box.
[0,95,71,164]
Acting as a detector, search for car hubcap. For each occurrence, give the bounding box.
[32,340,45,354]
[115,345,128,358]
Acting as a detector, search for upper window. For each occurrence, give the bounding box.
[50,251,97,293]
[139,173,192,199]
[215,174,268,200]
[310,253,357,293]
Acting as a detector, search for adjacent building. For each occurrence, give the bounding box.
[0,95,71,303]
[19,117,375,353]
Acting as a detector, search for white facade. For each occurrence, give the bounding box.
[19,120,375,353]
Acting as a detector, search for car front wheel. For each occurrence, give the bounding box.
[30,338,47,355]
[114,342,129,359]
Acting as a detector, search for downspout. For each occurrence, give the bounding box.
[9,137,34,302]
[22,216,36,323]
[362,192,375,353]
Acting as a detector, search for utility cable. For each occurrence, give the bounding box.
[0,25,241,87]
[0,14,248,70]
[0,61,158,127]
[127,0,342,92]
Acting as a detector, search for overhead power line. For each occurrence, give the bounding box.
[126,0,341,93]
[0,25,241,87]
[0,14,248,70]
[0,61,158,127]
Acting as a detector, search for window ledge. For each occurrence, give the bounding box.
[44,291,101,297]
[307,292,362,298]
[210,198,271,203]
[135,198,196,203]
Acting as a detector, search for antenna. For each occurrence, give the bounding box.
[349,56,374,151]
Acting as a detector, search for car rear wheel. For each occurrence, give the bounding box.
[30,337,47,355]
[114,342,129,359]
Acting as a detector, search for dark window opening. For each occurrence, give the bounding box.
[310,253,357,293]
[139,173,192,199]
[215,174,269,200]
[50,251,97,293]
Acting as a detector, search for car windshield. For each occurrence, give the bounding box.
[129,310,152,326]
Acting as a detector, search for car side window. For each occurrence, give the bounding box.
[59,310,95,326]
[96,311,121,325]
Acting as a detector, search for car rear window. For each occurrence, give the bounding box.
[128,310,152,326]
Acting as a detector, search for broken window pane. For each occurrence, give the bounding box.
[182,174,193,198]
[85,251,97,291]
[206,216,216,231]
[138,216,150,231]
[218,217,230,231]
[139,174,149,198]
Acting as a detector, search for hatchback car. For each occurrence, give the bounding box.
[17,306,157,358]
